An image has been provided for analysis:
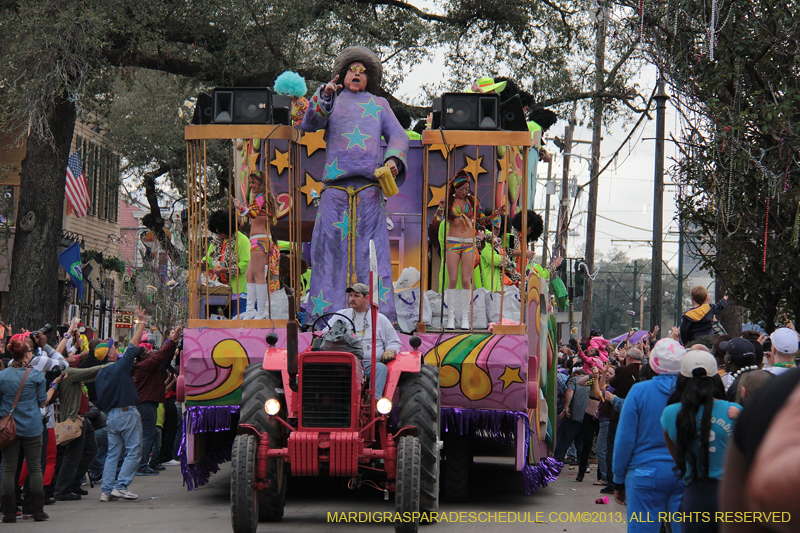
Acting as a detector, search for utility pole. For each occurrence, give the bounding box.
[604,281,611,335]
[581,3,606,338]
[555,102,577,261]
[541,156,554,266]
[632,260,638,329]
[650,80,669,337]
[639,275,645,331]
[676,217,684,325]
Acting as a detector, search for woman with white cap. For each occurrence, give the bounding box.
[612,338,687,533]
[661,350,742,533]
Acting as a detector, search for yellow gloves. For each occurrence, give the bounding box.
[380,349,396,363]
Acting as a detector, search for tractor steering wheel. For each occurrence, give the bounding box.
[310,312,357,335]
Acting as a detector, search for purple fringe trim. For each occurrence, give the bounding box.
[179,406,240,490]
[441,408,562,494]
[185,405,239,433]
[523,456,563,494]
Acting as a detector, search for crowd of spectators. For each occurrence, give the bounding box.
[0,308,183,521]
[554,286,800,532]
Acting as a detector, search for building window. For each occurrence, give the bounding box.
[75,136,120,223]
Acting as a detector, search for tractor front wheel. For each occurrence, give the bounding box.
[230,434,258,533]
[398,364,440,515]
[394,435,422,533]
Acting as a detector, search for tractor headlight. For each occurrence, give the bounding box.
[264,398,281,416]
[376,397,392,415]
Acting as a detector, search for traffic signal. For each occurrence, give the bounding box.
[574,259,586,297]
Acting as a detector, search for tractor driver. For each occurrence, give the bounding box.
[330,283,401,398]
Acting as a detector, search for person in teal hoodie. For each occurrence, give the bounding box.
[613,338,687,533]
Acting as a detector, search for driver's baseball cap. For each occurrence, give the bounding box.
[346,283,370,296]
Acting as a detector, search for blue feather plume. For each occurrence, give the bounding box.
[274,71,308,97]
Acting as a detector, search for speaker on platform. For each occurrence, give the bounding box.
[441,93,500,130]
[271,94,292,126]
[500,94,529,131]
[212,87,272,124]
[192,92,213,125]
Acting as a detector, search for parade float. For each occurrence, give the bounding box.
[177,101,561,528]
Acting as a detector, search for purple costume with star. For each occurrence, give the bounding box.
[301,86,409,324]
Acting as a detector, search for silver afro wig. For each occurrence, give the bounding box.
[332,46,383,94]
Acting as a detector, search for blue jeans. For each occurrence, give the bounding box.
[102,407,143,494]
[361,358,387,397]
[596,420,609,482]
[137,401,159,470]
[90,427,108,480]
[625,461,684,533]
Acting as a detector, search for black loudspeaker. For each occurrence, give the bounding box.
[212,87,272,124]
[271,94,292,126]
[441,93,500,130]
[500,94,529,131]
[191,92,213,125]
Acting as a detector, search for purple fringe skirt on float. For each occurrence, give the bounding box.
[179,406,239,490]
[441,408,563,494]
[177,405,562,493]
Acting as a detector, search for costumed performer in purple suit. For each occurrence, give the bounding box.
[300,46,409,324]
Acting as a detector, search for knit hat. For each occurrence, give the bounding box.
[649,338,686,375]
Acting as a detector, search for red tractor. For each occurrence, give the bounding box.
[230,313,441,533]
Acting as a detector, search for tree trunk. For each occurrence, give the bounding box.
[7,96,76,335]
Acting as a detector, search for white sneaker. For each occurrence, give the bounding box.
[239,310,257,320]
[100,492,118,502]
[111,489,138,500]
[164,459,181,466]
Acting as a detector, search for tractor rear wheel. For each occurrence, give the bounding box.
[398,364,440,515]
[441,434,471,502]
[230,434,258,533]
[239,364,286,521]
[394,435,422,533]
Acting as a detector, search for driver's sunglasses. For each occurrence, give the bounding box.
[349,65,366,74]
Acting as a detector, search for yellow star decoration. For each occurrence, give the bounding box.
[464,155,487,180]
[270,148,290,175]
[428,183,447,208]
[498,366,524,391]
[301,129,327,157]
[498,152,511,181]
[427,144,450,159]
[299,173,323,205]
[248,152,260,174]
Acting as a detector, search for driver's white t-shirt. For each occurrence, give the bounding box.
[330,308,402,358]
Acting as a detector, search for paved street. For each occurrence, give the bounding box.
[15,459,627,532]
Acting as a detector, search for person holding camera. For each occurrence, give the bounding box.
[0,333,48,522]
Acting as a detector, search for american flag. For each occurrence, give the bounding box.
[65,151,91,217]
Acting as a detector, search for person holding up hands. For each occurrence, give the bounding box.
[300,45,409,326]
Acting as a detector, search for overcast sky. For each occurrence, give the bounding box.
[397,53,681,268]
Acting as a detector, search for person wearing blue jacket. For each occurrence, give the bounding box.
[613,338,686,533]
